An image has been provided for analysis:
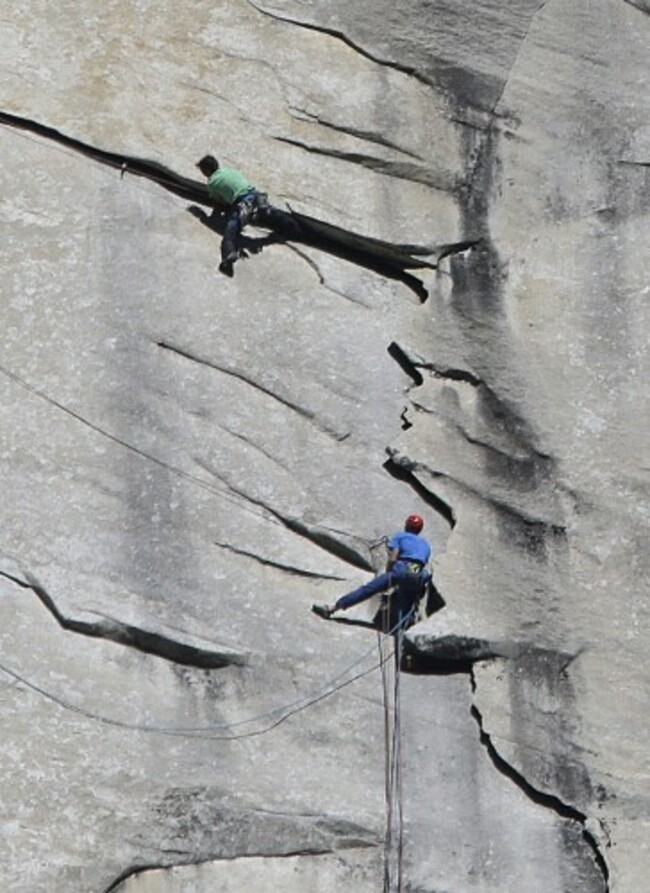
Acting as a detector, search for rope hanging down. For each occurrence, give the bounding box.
[379,605,414,893]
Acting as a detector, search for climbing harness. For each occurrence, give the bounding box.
[236,191,270,227]
[405,560,424,575]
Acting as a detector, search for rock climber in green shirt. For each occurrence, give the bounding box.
[197,155,273,277]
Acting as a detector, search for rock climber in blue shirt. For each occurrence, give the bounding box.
[313,514,432,626]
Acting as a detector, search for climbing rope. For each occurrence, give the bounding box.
[379,604,414,893]
[0,360,370,570]
[393,622,406,893]
[0,360,290,533]
[0,618,403,739]
[379,630,394,893]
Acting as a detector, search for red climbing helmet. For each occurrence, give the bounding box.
[405,514,424,533]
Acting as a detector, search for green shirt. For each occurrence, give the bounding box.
[206,167,254,206]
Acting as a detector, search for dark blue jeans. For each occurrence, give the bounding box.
[221,191,258,261]
[335,561,430,617]
[221,192,299,261]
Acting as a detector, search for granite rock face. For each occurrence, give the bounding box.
[1,2,648,891]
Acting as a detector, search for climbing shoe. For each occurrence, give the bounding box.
[312,603,334,620]
[219,251,239,277]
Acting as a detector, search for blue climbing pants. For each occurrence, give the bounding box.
[222,191,257,261]
[335,561,429,616]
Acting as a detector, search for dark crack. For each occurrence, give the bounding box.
[431,365,483,386]
[620,0,650,15]
[387,340,483,388]
[156,339,349,442]
[389,447,564,531]
[213,540,346,581]
[398,629,609,887]
[283,245,374,307]
[0,109,441,295]
[270,515,374,573]
[99,788,379,891]
[193,459,374,572]
[246,0,432,88]
[383,456,456,528]
[0,360,291,532]
[12,571,247,669]
[470,699,610,891]
[399,406,413,431]
[406,634,504,672]
[275,135,459,192]
[218,424,293,473]
[287,106,426,161]
[388,342,424,386]
[387,350,557,474]
[103,862,170,893]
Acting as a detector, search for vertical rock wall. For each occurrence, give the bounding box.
[1,2,647,891]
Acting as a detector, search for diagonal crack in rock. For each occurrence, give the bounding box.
[470,696,610,891]
[2,569,247,669]
[0,108,444,289]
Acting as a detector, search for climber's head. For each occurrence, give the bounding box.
[197,155,219,178]
[405,514,424,534]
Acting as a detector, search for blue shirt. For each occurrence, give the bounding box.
[388,531,431,564]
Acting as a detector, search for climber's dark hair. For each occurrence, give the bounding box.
[197,155,219,177]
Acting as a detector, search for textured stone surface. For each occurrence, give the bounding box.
[1,1,648,891]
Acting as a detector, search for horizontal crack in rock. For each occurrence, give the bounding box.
[406,634,505,671]
[387,341,483,388]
